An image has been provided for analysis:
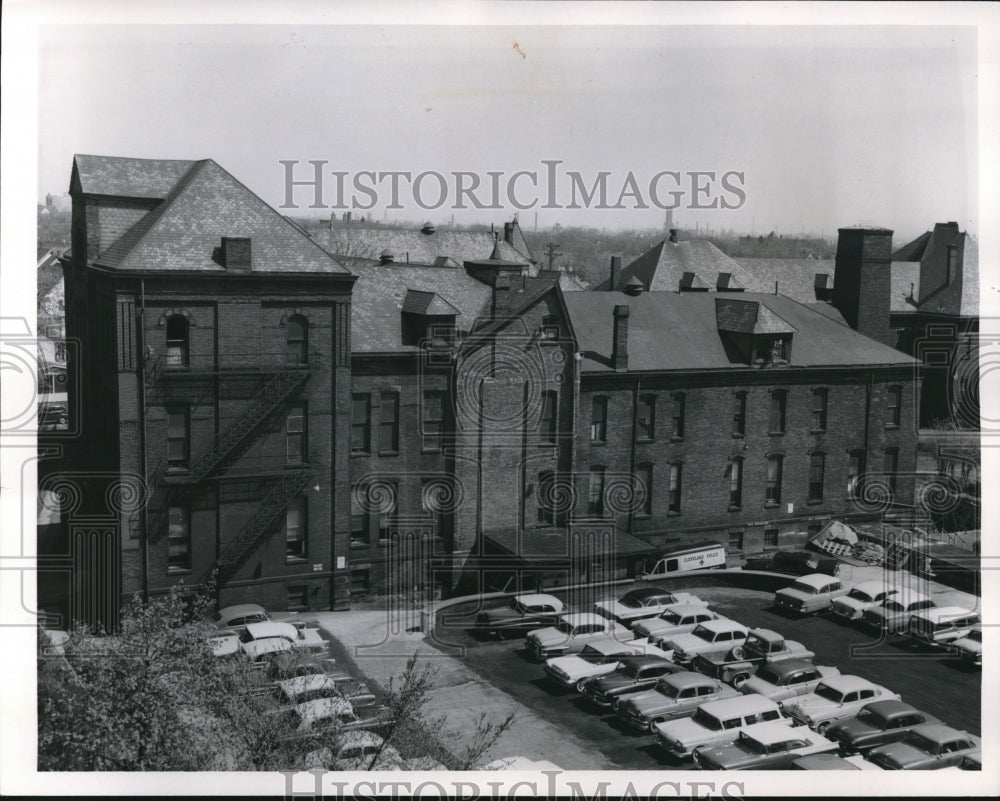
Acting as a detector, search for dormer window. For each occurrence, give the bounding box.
[541,314,559,340]
[715,298,796,367]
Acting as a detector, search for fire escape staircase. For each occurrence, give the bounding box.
[130,367,313,541]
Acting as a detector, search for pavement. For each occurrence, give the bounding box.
[310,565,981,770]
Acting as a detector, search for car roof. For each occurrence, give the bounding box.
[663,603,716,616]
[747,628,783,642]
[860,699,918,717]
[909,723,970,742]
[665,671,717,689]
[217,603,267,619]
[792,755,860,770]
[622,586,673,601]
[620,654,675,668]
[790,573,838,589]
[295,697,354,720]
[514,593,562,607]
[818,674,876,692]
[559,612,607,627]
[760,658,816,676]
[337,730,385,749]
[582,637,641,655]
[915,606,978,621]
[245,621,298,639]
[741,721,809,745]
[697,618,747,633]
[890,589,930,604]
[241,638,292,658]
[850,580,896,595]
[278,674,337,695]
[698,693,779,715]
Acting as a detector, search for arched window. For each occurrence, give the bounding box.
[287,315,308,365]
[166,315,189,367]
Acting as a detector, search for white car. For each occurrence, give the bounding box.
[240,621,326,652]
[949,627,982,666]
[526,613,629,660]
[781,675,901,733]
[773,574,848,614]
[830,581,899,621]
[630,604,721,640]
[657,619,749,666]
[305,730,444,771]
[594,587,705,625]
[544,637,670,691]
[214,603,270,631]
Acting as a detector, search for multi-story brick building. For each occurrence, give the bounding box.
[57,155,356,624]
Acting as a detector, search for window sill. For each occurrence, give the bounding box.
[806,499,824,506]
[636,438,654,445]
[167,567,192,576]
[732,433,745,439]
[378,450,400,457]
[884,425,900,431]
[590,441,607,447]
[764,501,780,509]
[666,510,681,517]
[349,541,369,549]
[768,431,786,437]
[422,447,444,455]
[810,428,827,435]
[350,451,370,458]
[670,436,684,443]
[728,505,743,512]
[537,442,557,448]
[286,556,309,564]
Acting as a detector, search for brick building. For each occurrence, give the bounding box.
[55,155,356,625]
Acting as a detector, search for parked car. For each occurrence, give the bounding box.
[210,631,241,658]
[544,637,648,691]
[773,574,847,614]
[739,659,841,703]
[581,656,684,709]
[790,754,883,770]
[656,619,749,666]
[907,606,980,649]
[830,581,900,621]
[866,724,982,770]
[474,594,565,638]
[526,613,627,661]
[949,627,982,667]
[825,700,942,755]
[594,587,705,625]
[692,628,815,687]
[691,721,839,770]
[615,671,739,732]
[780,675,901,733]
[630,604,721,640]
[214,603,270,631]
[655,693,790,761]
[240,636,293,663]
[860,591,935,634]
[742,550,839,577]
[239,621,326,652]
[304,730,443,771]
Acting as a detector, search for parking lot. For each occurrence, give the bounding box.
[434,583,981,769]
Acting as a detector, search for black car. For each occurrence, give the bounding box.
[581,656,683,708]
[473,593,565,638]
[742,550,839,577]
[825,701,942,755]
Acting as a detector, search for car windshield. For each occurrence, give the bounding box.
[579,646,604,663]
[968,630,982,643]
[621,663,641,679]
[692,626,714,641]
[847,589,875,602]
[813,683,844,702]
[510,599,525,613]
[619,594,645,608]
[658,680,682,698]
[692,708,722,731]
[557,619,576,634]
[855,708,888,728]
[790,582,817,595]
[902,732,939,753]
[661,611,682,624]
[755,666,782,684]
[738,733,768,755]
[884,601,904,612]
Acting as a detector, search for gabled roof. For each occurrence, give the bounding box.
[350,262,491,353]
[72,154,197,199]
[715,298,797,335]
[79,157,348,273]
[401,288,460,316]
[597,238,752,293]
[564,291,913,372]
[314,226,528,268]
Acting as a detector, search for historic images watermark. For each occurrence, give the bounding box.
[278,160,747,212]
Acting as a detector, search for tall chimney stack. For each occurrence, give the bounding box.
[669,228,678,243]
[832,227,894,346]
[612,305,630,371]
[609,256,621,291]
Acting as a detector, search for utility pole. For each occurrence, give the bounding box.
[544,242,562,270]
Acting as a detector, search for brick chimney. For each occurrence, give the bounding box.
[222,237,251,272]
[609,256,621,291]
[612,305,630,371]
[832,227,893,346]
[493,272,511,317]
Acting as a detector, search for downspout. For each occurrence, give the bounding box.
[863,369,874,494]
[628,376,640,536]
[137,279,149,603]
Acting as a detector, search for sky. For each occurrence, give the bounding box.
[37,23,978,243]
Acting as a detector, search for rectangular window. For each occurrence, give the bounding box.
[884,448,899,495]
[422,390,445,451]
[351,395,370,454]
[764,528,779,549]
[167,506,191,572]
[733,392,747,437]
[808,453,825,503]
[588,467,606,516]
[167,408,189,467]
[770,391,786,434]
[637,396,655,441]
[766,455,783,505]
[286,405,305,464]
[537,471,555,525]
[637,464,653,516]
[671,393,686,439]
[728,529,744,552]
[812,389,828,431]
[350,488,368,547]
[380,392,399,453]
[285,497,307,560]
[378,481,398,543]
[287,585,308,611]
[886,386,901,427]
[541,314,559,340]
[668,463,682,512]
[540,391,557,445]
[590,398,607,443]
[729,457,743,508]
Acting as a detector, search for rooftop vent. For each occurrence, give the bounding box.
[624,276,644,296]
[421,221,436,235]
[379,249,395,265]
[221,237,251,272]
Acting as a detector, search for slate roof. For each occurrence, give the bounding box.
[313,226,529,268]
[890,225,978,317]
[73,154,197,199]
[732,258,837,304]
[563,291,915,373]
[401,288,460,316]
[890,261,921,312]
[77,156,348,273]
[596,238,752,293]
[715,298,797,335]
[350,262,491,353]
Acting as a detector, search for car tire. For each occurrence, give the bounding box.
[729,646,745,661]
[576,679,589,693]
[648,718,663,733]
[816,721,831,734]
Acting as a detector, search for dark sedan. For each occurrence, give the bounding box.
[742,550,839,577]
[473,593,565,638]
[825,700,942,755]
[581,656,683,709]
[692,722,838,770]
[866,724,981,770]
